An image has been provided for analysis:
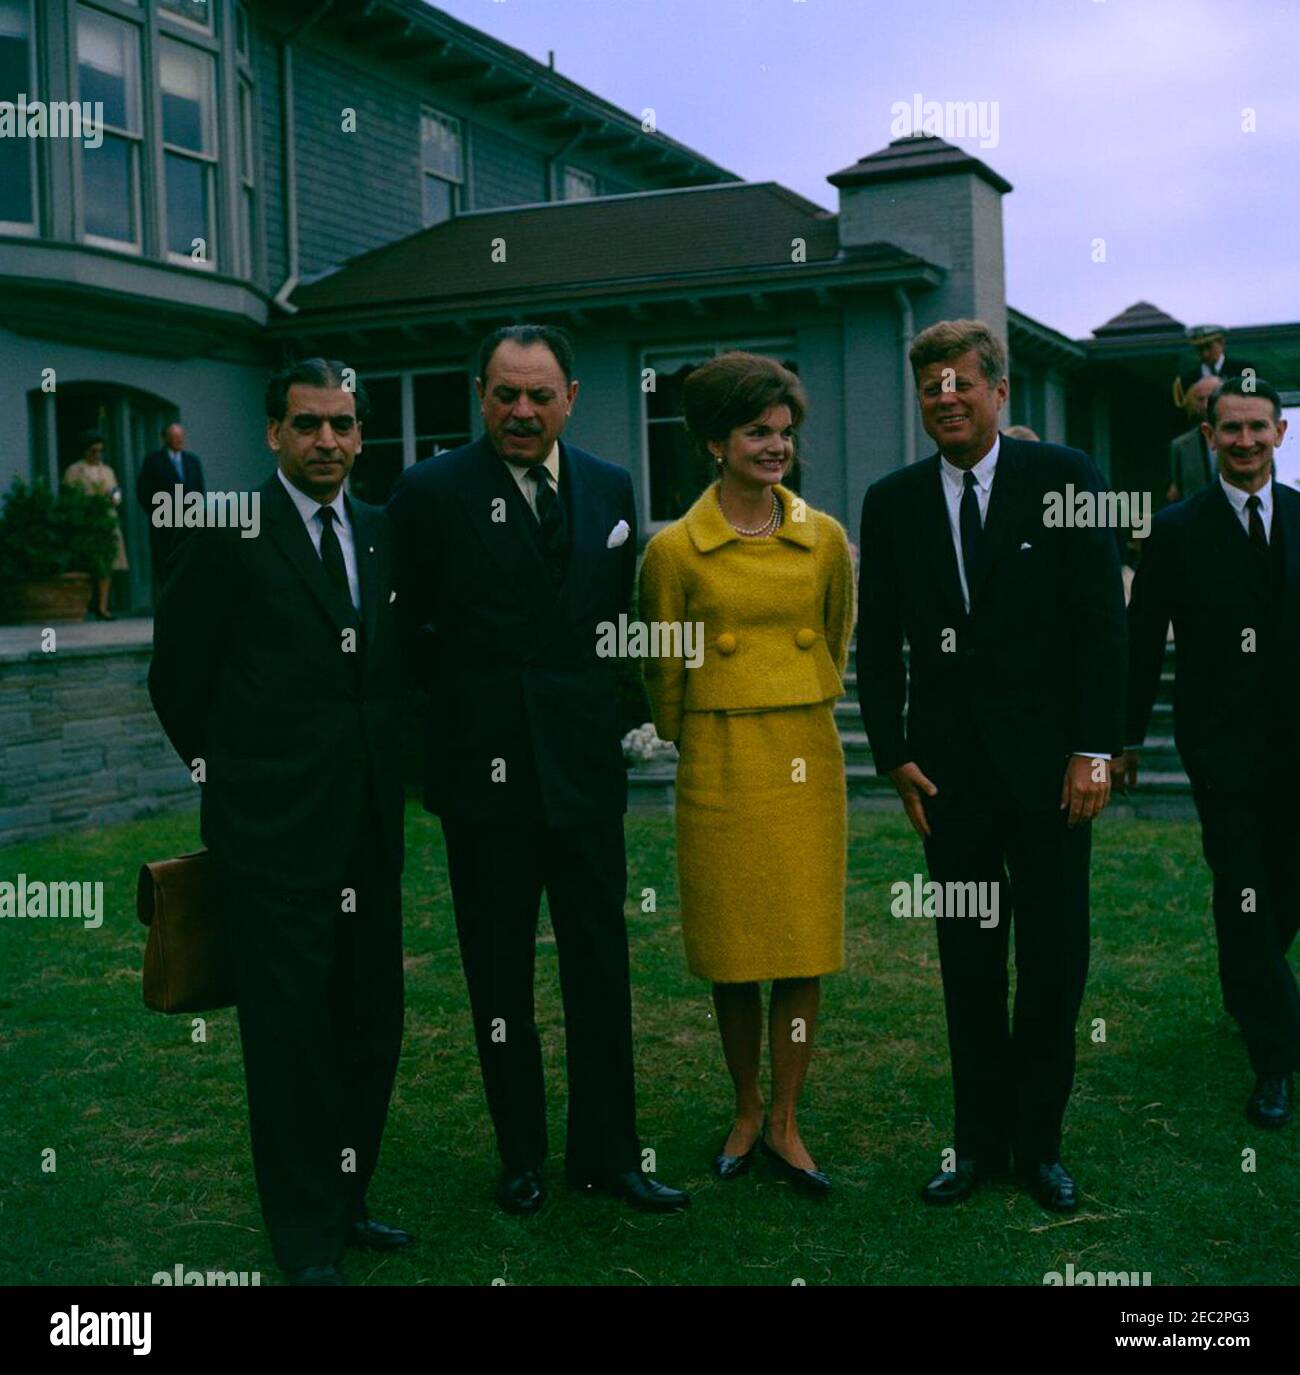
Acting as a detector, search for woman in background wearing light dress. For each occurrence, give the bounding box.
[63,429,129,620]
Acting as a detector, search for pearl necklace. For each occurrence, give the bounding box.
[723,490,782,537]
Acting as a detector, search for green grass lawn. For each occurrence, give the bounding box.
[0,802,1294,1287]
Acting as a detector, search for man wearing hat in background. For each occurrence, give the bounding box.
[1173,325,1257,410]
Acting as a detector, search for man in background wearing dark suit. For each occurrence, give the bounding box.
[1123,377,1298,1128]
[149,360,410,1284]
[386,325,688,1217]
[857,319,1126,1213]
[137,422,206,593]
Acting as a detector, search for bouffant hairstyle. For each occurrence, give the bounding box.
[681,352,807,471]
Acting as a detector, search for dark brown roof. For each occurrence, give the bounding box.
[290,183,894,316]
[828,135,1013,195]
[1093,300,1186,338]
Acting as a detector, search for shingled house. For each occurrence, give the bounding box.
[4,0,1299,605]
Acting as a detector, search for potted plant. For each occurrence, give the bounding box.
[0,478,119,624]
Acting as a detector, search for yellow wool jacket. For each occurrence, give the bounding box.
[639,483,855,743]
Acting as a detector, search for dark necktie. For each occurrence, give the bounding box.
[959,469,983,606]
[1246,494,1268,556]
[317,506,355,613]
[527,465,569,588]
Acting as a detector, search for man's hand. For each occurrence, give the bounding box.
[888,761,938,839]
[1060,754,1111,826]
[1165,483,1181,503]
[1113,750,1139,795]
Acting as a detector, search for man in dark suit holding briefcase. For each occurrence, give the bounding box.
[856,319,1127,1213]
[386,324,688,1217]
[149,359,409,1285]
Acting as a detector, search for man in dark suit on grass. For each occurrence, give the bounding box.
[149,359,409,1284]
[386,324,688,1217]
[138,422,206,592]
[857,319,1127,1213]
[1122,376,1298,1128]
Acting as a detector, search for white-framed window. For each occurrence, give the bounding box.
[0,0,37,234]
[158,0,212,34]
[420,108,463,226]
[352,367,472,505]
[563,165,597,201]
[236,76,255,275]
[159,36,217,267]
[77,4,144,252]
[641,338,800,524]
[234,1,250,58]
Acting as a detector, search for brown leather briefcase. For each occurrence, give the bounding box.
[137,850,236,1013]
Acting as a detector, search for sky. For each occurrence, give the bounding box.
[428,0,1300,339]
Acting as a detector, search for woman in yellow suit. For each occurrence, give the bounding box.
[640,352,853,1196]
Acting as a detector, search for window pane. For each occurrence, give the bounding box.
[241,186,254,274]
[238,81,253,180]
[0,1,30,96]
[235,3,249,56]
[0,2,32,223]
[422,176,453,226]
[648,422,699,522]
[564,166,597,201]
[164,151,208,257]
[158,0,211,29]
[160,39,214,155]
[362,376,402,442]
[0,137,32,223]
[421,110,462,179]
[646,360,698,420]
[83,134,135,242]
[77,7,140,134]
[350,441,403,506]
[413,371,469,438]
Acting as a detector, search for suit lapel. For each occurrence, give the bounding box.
[349,497,382,651]
[921,456,967,623]
[263,475,357,635]
[971,439,1030,603]
[553,441,597,601]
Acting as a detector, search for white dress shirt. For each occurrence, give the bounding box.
[1218,474,1274,540]
[939,434,1108,761]
[276,467,361,612]
[502,441,560,518]
[167,447,186,482]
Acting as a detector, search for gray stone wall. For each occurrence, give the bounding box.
[0,641,195,846]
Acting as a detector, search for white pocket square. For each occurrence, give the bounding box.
[606,519,630,549]
[1019,541,1032,551]
[389,590,397,603]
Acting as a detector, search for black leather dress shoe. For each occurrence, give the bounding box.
[760,1137,832,1197]
[712,1128,761,1180]
[1247,1074,1293,1128]
[497,1167,546,1215]
[287,1263,345,1286]
[920,1159,982,1206]
[347,1218,413,1249]
[1018,1160,1078,1213]
[568,1169,691,1211]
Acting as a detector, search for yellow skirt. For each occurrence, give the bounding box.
[674,701,846,983]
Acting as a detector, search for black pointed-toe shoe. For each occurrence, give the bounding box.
[567,1169,691,1211]
[496,1167,547,1215]
[1247,1074,1293,1128]
[287,1264,345,1286]
[1018,1160,1078,1213]
[347,1218,413,1250]
[759,1137,832,1197]
[712,1127,762,1180]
